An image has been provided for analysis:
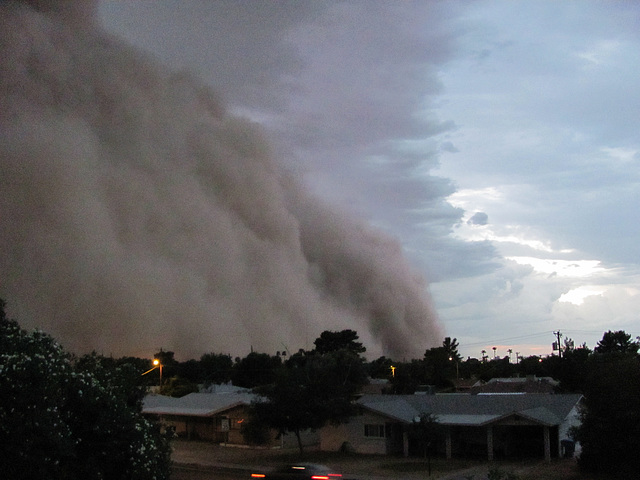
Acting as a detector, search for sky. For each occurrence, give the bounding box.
[2,1,638,361]
[96,0,640,360]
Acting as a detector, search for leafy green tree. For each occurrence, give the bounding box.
[408,413,442,474]
[554,345,591,393]
[313,329,366,355]
[153,348,179,381]
[177,358,204,383]
[0,299,172,480]
[594,329,640,354]
[442,337,461,361]
[575,350,640,476]
[368,355,395,378]
[160,375,199,397]
[232,351,282,388]
[389,359,424,394]
[424,346,454,387]
[199,352,233,384]
[252,348,368,453]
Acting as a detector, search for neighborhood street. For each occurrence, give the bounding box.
[169,439,580,480]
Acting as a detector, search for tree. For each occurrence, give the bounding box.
[0,299,172,479]
[408,413,442,476]
[594,330,640,354]
[554,345,591,393]
[313,329,366,355]
[160,375,199,397]
[199,352,233,385]
[232,352,282,388]
[368,355,395,379]
[575,351,640,476]
[442,337,461,362]
[387,359,423,394]
[251,349,368,453]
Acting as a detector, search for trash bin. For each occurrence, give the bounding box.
[561,439,575,458]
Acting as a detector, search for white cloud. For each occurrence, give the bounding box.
[559,286,607,305]
[601,146,638,163]
[577,39,622,66]
[507,257,605,278]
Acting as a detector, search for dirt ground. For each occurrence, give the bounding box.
[170,439,587,480]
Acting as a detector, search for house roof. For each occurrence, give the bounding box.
[143,392,257,417]
[357,393,582,427]
[469,376,559,394]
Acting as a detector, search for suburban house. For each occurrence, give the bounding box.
[470,376,559,394]
[320,393,582,462]
[143,392,256,444]
[142,391,319,448]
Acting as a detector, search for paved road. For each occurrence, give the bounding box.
[172,464,250,480]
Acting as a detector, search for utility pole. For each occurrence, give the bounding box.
[553,331,563,359]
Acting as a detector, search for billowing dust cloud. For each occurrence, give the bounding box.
[0,1,441,360]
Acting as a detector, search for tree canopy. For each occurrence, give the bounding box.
[313,329,366,355]
[594,329,640,354]
[575,350,640,476]
[250,331,369,452]
[0,299,172,480]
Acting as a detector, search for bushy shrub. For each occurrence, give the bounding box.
[0,300,172,480]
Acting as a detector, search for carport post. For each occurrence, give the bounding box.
[445,427,452,459]
[544,426,551,463]
[403,429,409,457]
[487,425,494,461]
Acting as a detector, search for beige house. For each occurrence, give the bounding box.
[143,392,319,448]
[321,393,582,462]
[143,392,256,444]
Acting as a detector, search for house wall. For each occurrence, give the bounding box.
[559,404,580,442]
[158,414,215,441]
[320,411,391,455]
[558,404,582,456]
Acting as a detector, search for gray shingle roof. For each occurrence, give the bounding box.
[143,392,257,417]
[358,393,582,427]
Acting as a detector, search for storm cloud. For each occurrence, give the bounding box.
[0,0,441,359]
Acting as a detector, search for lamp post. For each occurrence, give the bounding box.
[153,358,163,386]
[449,356,459,380]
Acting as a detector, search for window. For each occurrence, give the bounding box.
[364,424,385,438]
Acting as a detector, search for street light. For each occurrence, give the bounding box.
[153,359,163,385]
[142,359,163,387]
[449,356,459,380]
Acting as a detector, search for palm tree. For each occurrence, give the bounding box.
[442,337,461,361]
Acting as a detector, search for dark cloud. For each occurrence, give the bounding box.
[0,0,442,360]
[468,212,489,226]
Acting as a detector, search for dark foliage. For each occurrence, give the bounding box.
[313,329,366,355]
[232,351,282,388]
[251,347,368,453]
[0,299,172,480]
[575,351,640,477]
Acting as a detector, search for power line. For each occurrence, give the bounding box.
[461,331,555,348]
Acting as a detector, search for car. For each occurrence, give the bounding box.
[251,463,342,480]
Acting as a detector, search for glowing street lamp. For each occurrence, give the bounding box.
[142,359,163,386]
[153,359,163,385]
[449,356,459,380]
